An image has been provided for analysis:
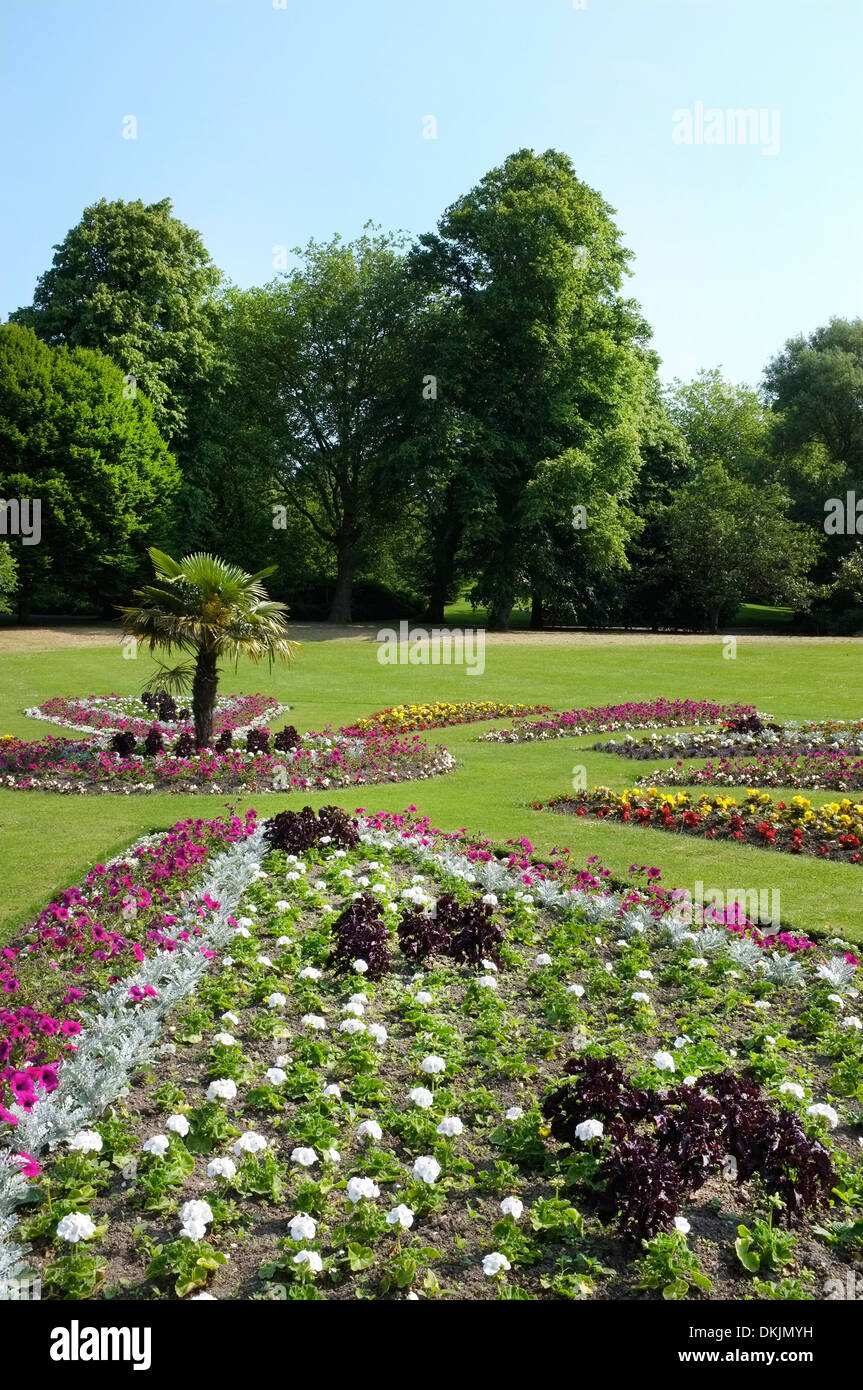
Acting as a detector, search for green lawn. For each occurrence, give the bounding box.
[1,632,861,942]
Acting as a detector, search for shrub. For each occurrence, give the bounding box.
[109,731,137,757]
[143,726,165,757]
[246,727,271,755]
[327,892,390,978]
[273,725,301,753]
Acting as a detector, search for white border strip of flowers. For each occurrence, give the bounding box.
[357,826,857,992]
[0,826,269,1283]
[22,702,293,744]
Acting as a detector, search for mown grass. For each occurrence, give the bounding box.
[0,633,861,942]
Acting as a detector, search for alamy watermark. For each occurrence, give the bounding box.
[672,102,781,156]
[0,498,41,545]
[670,880,781,932]
[376,620,485,676]
[824,491,863,535]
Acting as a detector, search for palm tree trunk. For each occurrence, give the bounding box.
[192,646,218,747]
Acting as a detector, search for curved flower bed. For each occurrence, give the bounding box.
[346,701,550,734]
[0,730,456,795]
[26,693,287,742]
[594,720,863,763]
[540,788,863,864]
[478,699,759,743]
[1,807,860,1302]
[0,811,260,1128]
[635,750,863,792]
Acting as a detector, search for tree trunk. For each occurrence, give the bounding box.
[328,547,354,624]
[530,589,544,630]
[192,646,218,748]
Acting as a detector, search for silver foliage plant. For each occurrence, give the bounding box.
[0,827,268,1277]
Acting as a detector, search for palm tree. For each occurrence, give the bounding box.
[120,549,300,748]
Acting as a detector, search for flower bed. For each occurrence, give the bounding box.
[634,750,863,793]
[594,720,863,764]
[26,693,287,743]
[540,788,863,864]
[477,699,759,743]
[0,730,456,795]
[2,808,861,1302]
[346,701,550,734]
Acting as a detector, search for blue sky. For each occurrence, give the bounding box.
[1,0,861,385]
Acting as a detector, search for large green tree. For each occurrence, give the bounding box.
[763,318,863,476]
[660,464,820,632]
[233,230,426,622]
[0,323,178,620]
[11,197,222,449]
[409,148,653,629]
[664,368,772,481]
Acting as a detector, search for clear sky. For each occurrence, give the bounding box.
[1,0,861,385]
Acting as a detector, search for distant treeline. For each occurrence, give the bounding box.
[1,149,861,632]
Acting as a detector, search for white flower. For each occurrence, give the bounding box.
[213,1032,237,1047]
[339,1017,366,1035]
[233,1131,268,1156]
[436,1116,463,1137]
[412,1155,441,1184]
[566,983,585,997]
[367,1023,388,1044]
[301,1013,327,1030]
[754,1000,771,1010]
[191,1292,217,1299]
[571,1032,590,1052]
[481,894,498,907]
[180,1199,213,1228]
[477,976,498,989]
[69,1130,103,1154]
[276,934,292,947]
[207,1079,237,1102]
[293,1249,323,1273]
[291,1147,318,1167]
[673,1036,692,1049]
[266,1067,288,1086]
[323,1083,342,1098]
[142,1134,170,1156]
[779,1081,805,1100]
[275,1053,291,1067]
[267,993,287,1009]
[482,1252,511,1277]
[386,1204,415,1230]
[256,956,272,968]
[409,1086,434,1110]
[688,957,708,970]
[207,1156,237,1180]
[341,1001,365,1017]
[353,959,369,974]
[631,991,650,1004]
[166,1114,190,1137]
[288,1213,317,1242]
[220,1011,240,1026]
[807,1103,839,1129]
[500,1197,523,1220]
[57,1212,96,1243]
[674,1216,691,1235]
[652,1051,675,1073]
[535,953,552,967]
[357,1119,383,1143]
[275,902,291,913]
[347,1176,380,1203]
[575,1119,604,1143]
[420,1054,445,1075]
[323,1146,341,1163]
[683,1075,697,1087]
[841,1016,862,1030]
[481,959,498,972]
[299,966,322,981]
[181,1219,208,1241]
[415,990,433,1005]
[505,1106,524,1121]
[637,970,654,981]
